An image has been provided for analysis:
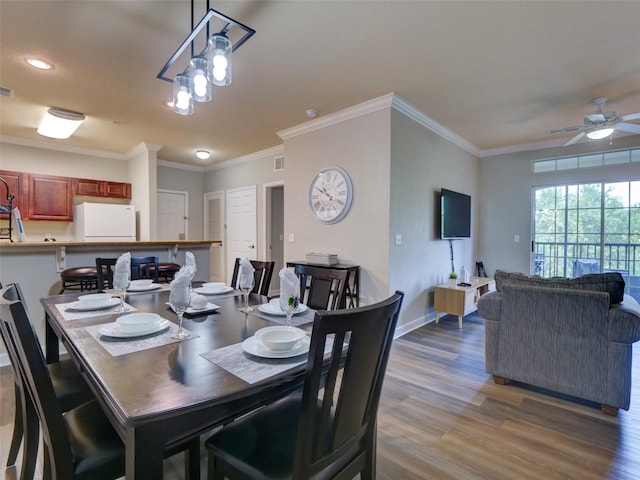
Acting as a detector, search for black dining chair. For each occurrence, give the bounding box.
[205,291,404,480]
[294,264,350,310]
[0,282,94,480]
[0,283,201,480]
[130,255,160,281]
[95,257,118,290]
[230,258,275,297]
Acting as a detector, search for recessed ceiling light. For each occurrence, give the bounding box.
[25,57,54,70]
[196,150,210,160]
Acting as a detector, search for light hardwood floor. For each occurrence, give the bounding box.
[2,312,640,479]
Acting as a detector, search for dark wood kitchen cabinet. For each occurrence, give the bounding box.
[28,174,74,220]
[74,178,131,199]
[0,170,27,219]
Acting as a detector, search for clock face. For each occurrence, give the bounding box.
[308,166,353,224]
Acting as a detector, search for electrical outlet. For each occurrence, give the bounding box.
[514,235,520,243]
[395,234,402,245]
[288,233,295,242]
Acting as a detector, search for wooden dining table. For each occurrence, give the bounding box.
[41,286,316,479]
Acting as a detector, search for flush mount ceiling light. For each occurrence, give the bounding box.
[25,57,54,70]
[157,0,255,116]
[586,127,615,140]
[37,107,85,139]
[196,150,210,160]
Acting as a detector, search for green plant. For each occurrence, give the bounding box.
[449,272,458,279]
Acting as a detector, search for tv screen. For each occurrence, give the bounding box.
[440,188,471,239]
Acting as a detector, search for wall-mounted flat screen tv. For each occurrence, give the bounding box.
[440,188,471,239]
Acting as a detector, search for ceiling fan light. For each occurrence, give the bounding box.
[586,127,614,140]
[37,107,85,139]
[207,33,232,86]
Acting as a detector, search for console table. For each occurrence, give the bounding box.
[434,276,495,328]
[286,261,360,308]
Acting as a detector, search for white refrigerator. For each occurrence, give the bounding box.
[75,202,136,241]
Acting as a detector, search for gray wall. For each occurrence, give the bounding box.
[477,136,640,276]
[157,164,206,240]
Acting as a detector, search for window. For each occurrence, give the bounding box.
[533,181,640,302]
[532,148,640,173]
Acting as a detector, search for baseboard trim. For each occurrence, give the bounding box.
[394,312,436,338]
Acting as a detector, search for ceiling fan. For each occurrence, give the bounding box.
[547,97,640,146]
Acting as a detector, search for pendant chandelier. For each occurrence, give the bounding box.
[157,0,255,115]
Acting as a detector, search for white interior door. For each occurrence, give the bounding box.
[157,190,188,240]
[204,191,225,282]
[226,185,257,283]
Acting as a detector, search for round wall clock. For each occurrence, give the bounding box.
[308,166,353,224]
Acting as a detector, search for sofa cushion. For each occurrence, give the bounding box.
[494,270,625,304]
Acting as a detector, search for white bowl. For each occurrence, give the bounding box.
[130,279,153,289]
[116,313,161,332]
[255,326,306,352]
[77,293,112,308]
[201,282,226,293]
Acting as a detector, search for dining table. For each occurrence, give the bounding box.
[41,284,319,479]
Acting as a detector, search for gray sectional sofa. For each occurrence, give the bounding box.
[477,270,640,415]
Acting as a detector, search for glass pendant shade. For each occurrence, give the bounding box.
[207,33,232,86]
[189,56,212,102]
[173,73,194,115]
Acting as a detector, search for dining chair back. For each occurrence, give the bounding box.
[205,291,404,480]
[0,283,200,480]
[96,256,160,289]
[0,283,94,479]
[230,258,275,296]
[95,257,118,290]
[130,255,160,281]
[294,264,350,310]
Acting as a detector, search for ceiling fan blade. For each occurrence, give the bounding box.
[547,125,583,135]
[618,112,640,122]
[615,123,640,134]
[564,131,586,146]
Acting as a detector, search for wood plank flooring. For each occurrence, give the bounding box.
[2,312,640,479]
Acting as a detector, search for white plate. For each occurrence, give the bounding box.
[127,283,162,292]
[165,302,221,315]
[242,335,310,358]
[257,302,308,316]
[98,319,170,338]
[67,297,119,312]
[194,286,234,295]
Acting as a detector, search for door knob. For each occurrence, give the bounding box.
[248,245,255,249]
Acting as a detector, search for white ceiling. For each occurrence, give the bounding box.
[1,1,640,167]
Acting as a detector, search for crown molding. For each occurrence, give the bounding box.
[277,94,395,140]
[0,134,125,160]
[157,159,207,172]
[206,144,285,171]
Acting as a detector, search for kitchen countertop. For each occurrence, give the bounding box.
[0,240,221,248]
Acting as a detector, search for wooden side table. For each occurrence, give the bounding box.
[434,276,495,328]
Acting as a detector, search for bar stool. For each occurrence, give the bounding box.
[59,266,98,294]
[151,262,181,283]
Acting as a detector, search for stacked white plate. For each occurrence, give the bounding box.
[99,312,169,338]
[68,294,118,311]
[195,282,234,295]
[242,326,310,358]
[258,298,308,316]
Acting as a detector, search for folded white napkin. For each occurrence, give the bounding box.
[169,265,194,306]
[279,267,299,303]
[185,251,197,274]
[113,252,131,289]
[239,257,255,288]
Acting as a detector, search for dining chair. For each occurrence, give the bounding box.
[0,283,201,480]
[205,291,404,480]
[230,258,275,296]
[294,264,350,310]
[95,257,118,290]
[0,282,94,480]
[130,255,160,281]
